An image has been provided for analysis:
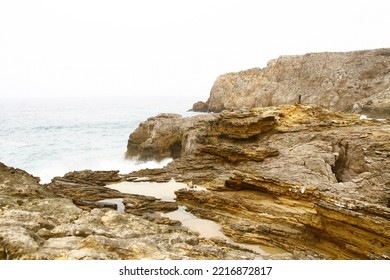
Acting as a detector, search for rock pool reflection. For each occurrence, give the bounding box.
[107,179,287,255]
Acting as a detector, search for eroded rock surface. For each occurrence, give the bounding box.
[126,104,390,259]
[0,163,274,260]
[195,48,390,117]
[351,87,390,119]
[56,170,122,186]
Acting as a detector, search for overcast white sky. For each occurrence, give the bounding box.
[0,0,389,100]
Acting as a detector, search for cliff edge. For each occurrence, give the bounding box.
[193,48,390,118]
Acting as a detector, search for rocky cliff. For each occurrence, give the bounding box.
[3,48,390,260]
[193,48,390,117]
[126,104,390,259]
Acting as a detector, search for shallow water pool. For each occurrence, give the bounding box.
[107,179,287,255]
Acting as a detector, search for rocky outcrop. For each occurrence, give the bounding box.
[351,86,390,119]
[191,101,209,112]
[55,170,122,186]
[0,162,274,260]
[125,104,390,259]
[195,48,390,117]
[125,113,215,161]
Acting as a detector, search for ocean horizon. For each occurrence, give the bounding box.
[0,95,201,183]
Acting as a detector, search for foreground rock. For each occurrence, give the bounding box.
[192,48,390,117]
[126,104,390,259]
[0,163,275,260]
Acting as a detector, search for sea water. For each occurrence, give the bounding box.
[0,95,199,183]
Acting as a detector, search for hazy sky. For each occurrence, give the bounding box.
[1,0,389,100]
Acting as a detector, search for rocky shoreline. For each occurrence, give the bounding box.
[2,104,387,260]
[0,163,276,260]
[1,48,389,260]
[125,104,390,259]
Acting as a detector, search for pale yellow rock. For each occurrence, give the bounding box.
[126,104,390,259]
[198,48,390,117]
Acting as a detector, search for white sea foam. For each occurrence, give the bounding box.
[32,156,173,184]
[360,115,387,121]
[0,96,196,183]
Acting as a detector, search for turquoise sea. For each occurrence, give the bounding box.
[0,96,199,183]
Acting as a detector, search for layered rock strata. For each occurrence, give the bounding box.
[192,48,390,117]
[126,104,390,259]
[0,163,274,260]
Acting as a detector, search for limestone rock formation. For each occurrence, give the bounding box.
[125,113,215,161]
[351,86,390,119]
[56,170,122,186]
[195,48,390,117]
[125,104,390,259]
[191,101,209,112]
[0,162,271,260]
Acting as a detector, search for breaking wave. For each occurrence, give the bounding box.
[0,96,194,184]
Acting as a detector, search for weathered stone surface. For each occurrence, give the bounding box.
[49,172,179,220]
[49,175,125,202]
[0,162,48,197]
[191,101,209,112]
[125,113,215,161]
[1,162,269,260]
[352,86,390,119]
[125,104,390,259]
[196,48,390,117]
[55,170,122,186]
